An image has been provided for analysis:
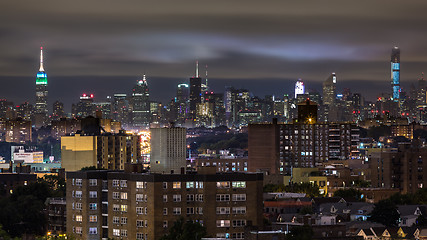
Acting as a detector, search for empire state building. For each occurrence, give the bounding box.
[34,47,48,128]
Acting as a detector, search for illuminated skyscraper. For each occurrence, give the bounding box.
[391,46,401,101]
[34,47,48,128]
[294,79,305,98]
[189,61,202,121]
[322,72,337,122]
[132,75,150,128]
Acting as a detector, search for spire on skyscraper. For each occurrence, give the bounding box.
[39,46,44,72]
[195,61,199,78]
[205,64,208,90]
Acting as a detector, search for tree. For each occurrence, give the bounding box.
[368,199,400,227]
[333,188,364,201]
[160,218,207,240]
[286,225,313,240]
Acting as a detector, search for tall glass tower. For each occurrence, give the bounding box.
[34,47,48,128]
[132,75,150,128]
[391,46,400,101]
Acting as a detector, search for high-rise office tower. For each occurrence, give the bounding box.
[322,72,337,122]
[52,101,65,120]
[294,79,305,99]
[72,94,95,118]
[391,46,401,101]
[189,62,202,121]
[132,75,150,128]
[176,83,189,123]
[34,47,48,128]
[322,73,336,106]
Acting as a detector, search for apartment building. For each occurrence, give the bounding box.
[66,169,263,240]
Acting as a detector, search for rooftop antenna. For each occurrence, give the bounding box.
[39,46,44,71]
[195,61,199,78]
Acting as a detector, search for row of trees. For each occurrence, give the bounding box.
[0,175,65,239]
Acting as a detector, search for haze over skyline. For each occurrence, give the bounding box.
[1,0,427,110]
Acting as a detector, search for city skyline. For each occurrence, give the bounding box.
[2,1,427,109]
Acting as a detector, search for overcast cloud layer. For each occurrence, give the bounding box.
[1,0,427,108]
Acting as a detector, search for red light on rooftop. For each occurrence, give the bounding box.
[90,94,94,98]
[83,93,87,97]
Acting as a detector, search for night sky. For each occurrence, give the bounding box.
[1,0,427,111]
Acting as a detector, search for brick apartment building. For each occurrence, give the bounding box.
[66,169,263,240]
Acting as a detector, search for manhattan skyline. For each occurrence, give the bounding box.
[1,0,427,109]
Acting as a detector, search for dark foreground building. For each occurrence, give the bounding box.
[66,169,263,240]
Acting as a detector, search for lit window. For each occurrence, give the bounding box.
[173,182,181,189]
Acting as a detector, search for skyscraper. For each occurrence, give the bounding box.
[189,61,202,121]
[322,72,337,122]
[294,79,305,98]
[34,47,48,128]
[132,75,150,128]
[322,72,336,106]
[391,46,401,101]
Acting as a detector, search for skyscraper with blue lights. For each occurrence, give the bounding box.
[391,46,400,101]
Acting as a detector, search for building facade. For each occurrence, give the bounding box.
[150,127,186,174]
[66,170,264,240]
[61,133,140,172]
[132,75,150,128]
[248,119,359,175]
[34,47,48,128]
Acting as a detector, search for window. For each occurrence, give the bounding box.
[163,195,168,202]
[216,220,230,227]
[216,194,230,202]
[196,207,203,214]
[173,194,181,202]
[113,192,120,199]
[232,232,244,239]
[145,220,148,227]
[76,202,82,210]
[163,182,168,189]
[145,207,148,215]
[113,204,120,211]
[232,207,246,214]
[120,180,127,187]
[187,194,194,202]
[89,227,97,234]
[75,215,82,222]
[113,229,120,236]
[186,181,195,188]
[136,233,144,239]
[196,194,204,202]
[187,207,194,214]
[163,208,168,215]
[89,203,97,210]
[75,179,82,186]
[137,220,144,227]
[217,181,230,188]
[216,207,230,214]
[173,182,181,189]
[89,215,97,222]
[136,194,144,202]
[121,192,128,200]
[89,179,97,186]
[232,181,246,188]
[173,207,181,215]
[89,191,97,198]
[121,229,128,237]
[136,181,145,189]
[121,204,128,212]
[163,220,168,228]
[232,194,246,201]
[196,181,204,189]
[75,227,82,234]
[75,191,82,198]
[113,216,120,224]
[232,219,246,227]
[112,180,120,187]
[121,217,127,224]
[137,207,144,214]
